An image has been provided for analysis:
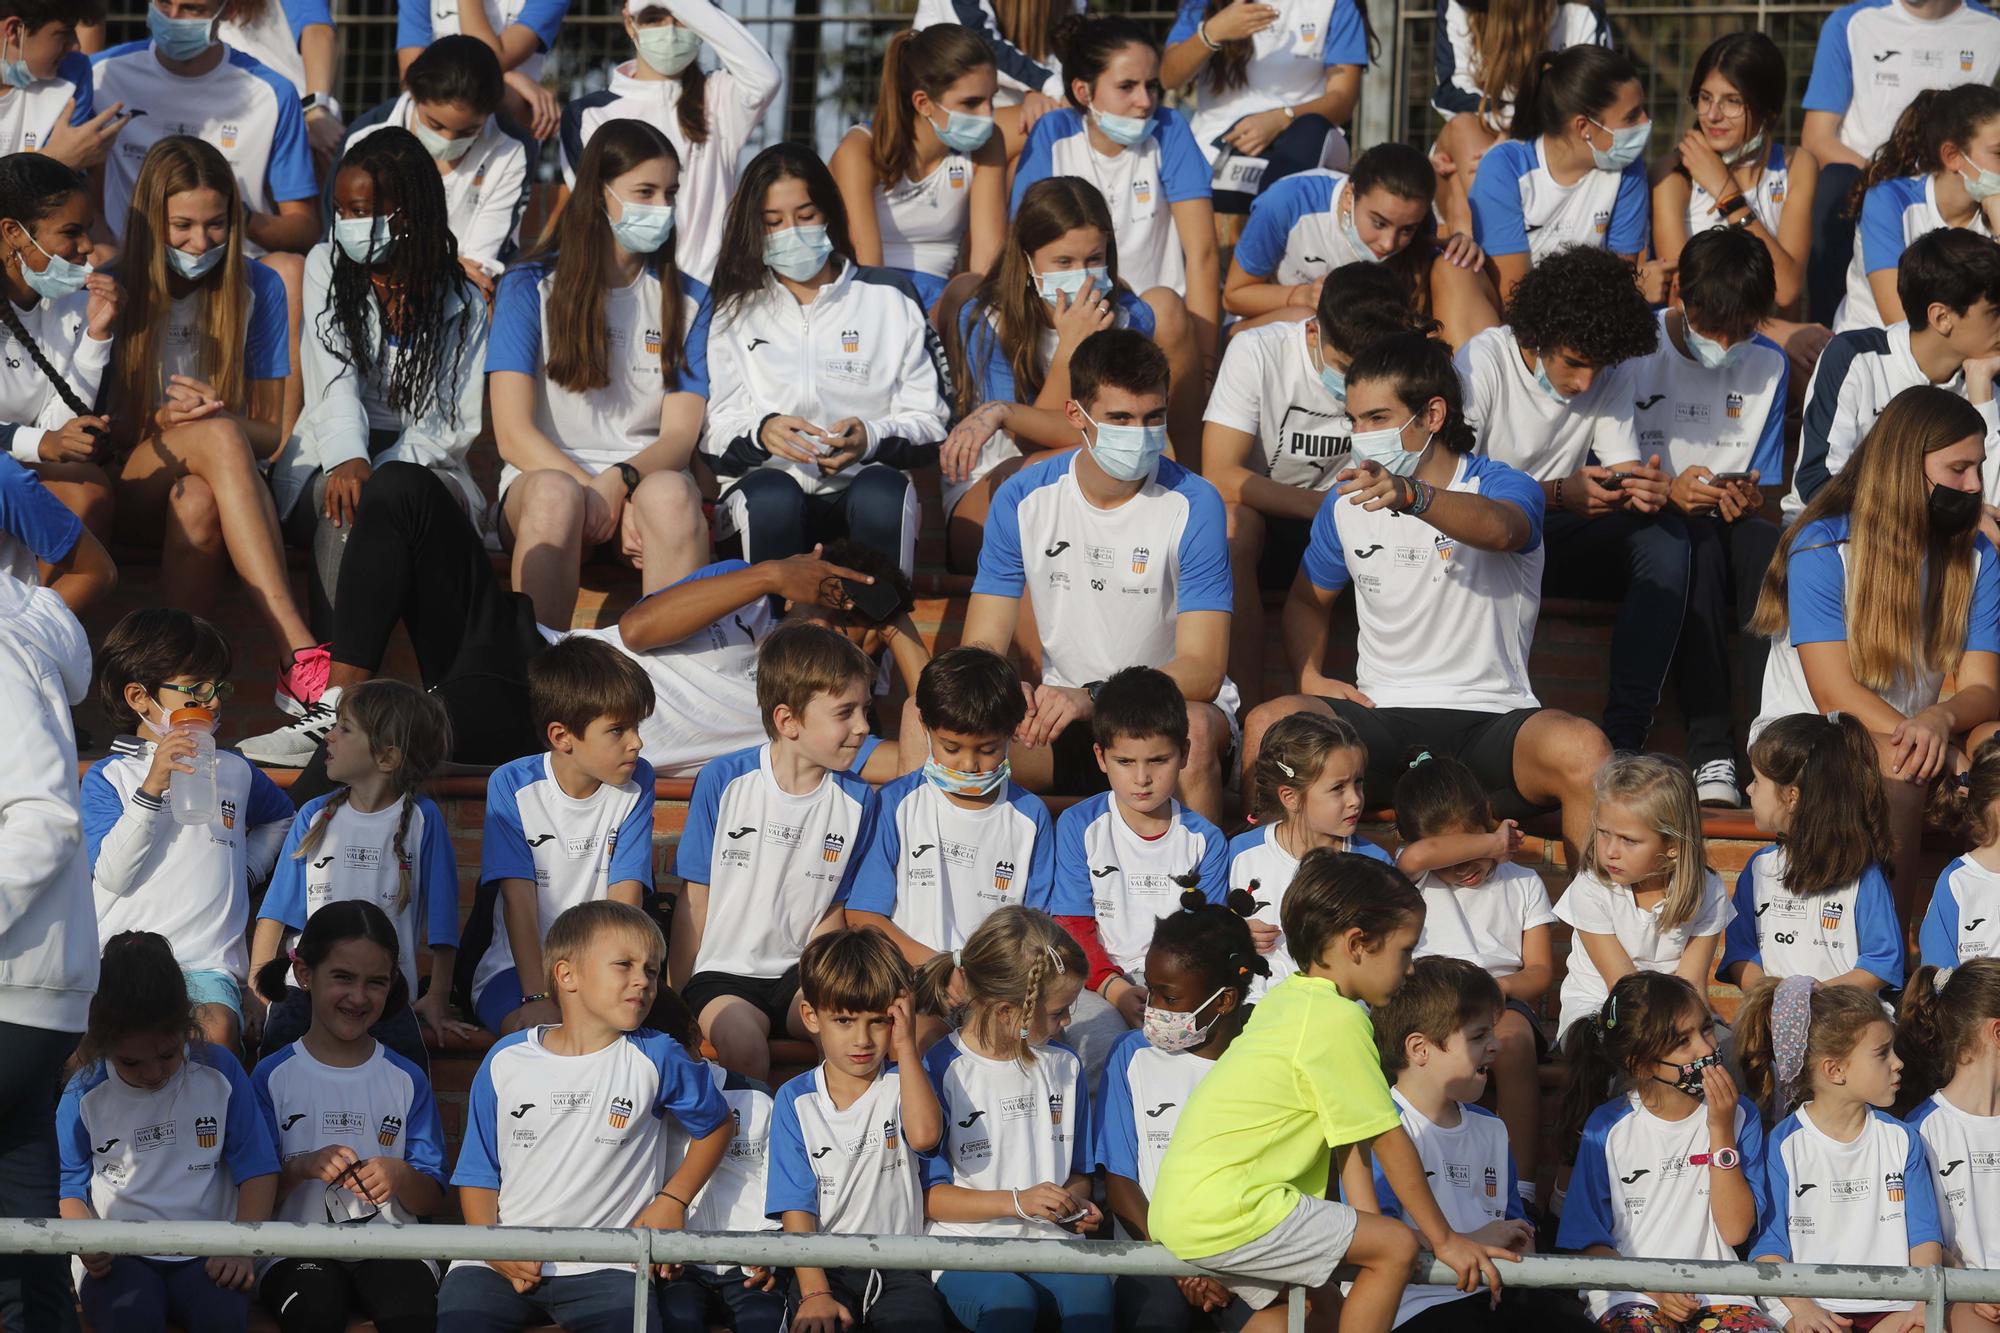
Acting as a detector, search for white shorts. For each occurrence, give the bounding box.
[1193,1194,1358,1310]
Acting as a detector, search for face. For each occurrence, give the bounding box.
[554,713,643,787]
[1692,70,1753,155]
[331,166,398,234]
[1072,383,1169,438]
[1418,1010,1501,1103]
[1077,42,1158,120]
[778,680,872,772]
[1924,434,1988,496]
[1142,945,1233,1027]
[1096,731,1186,817]
[605,154,680,219]
[929,725,1009,775]
[760,173,825,235]
[126,671,227,732]
[1745,765,1798,836]
[296,937,395,1043]
[1344,380,1444,454]
[1654,1001,1720,1078]
[163,186,229,259]
[5,190,93,269]
[1591,798,1674,887]
[915,64,999,124]
[321,707,391,789]
[106,1030,185,1092]
[2,18,78,82]
[802,1004,894,1079]
[1016,975,1082,1046]
[1538,344,1600,399]
[1428,819,1501,889]
[1346,184,1428,260]
[1944,116,2000,183]
[558,929,662,1032]
[1278,745,1366,843]
[1318,918,1422,1005]
[1935,297,2000,358]
[412,98,486,146]
[1577,77,1649,149]
[1828,1018,1902,1109]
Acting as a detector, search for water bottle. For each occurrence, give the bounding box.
[168,706,219,826]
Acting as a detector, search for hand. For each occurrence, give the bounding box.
[1111,981,1148,1028]
[492,1258,544,1294]
[319,457,373,529]
[1780,1297,1853,1333]
[1644,1291,1704,1324]
[583,468,626,548]
[760,414,831,465]
[501,997,561,1034]
[154,374,225,432]
[1668,464,1728,517]
[1298,669,1374,708]
[1972,1303,2000,1324]
[1246,917,1280,953]
[1287,276,1324,309]
[37,416,108,464]
[1469,1218,1535,1253]
[1437,232,1485,270]
[79,1251,113,1280]
[1204,0,1280,42]
[886,990,920,1062]
[302,1143,360,1184]
[1176,1276,1232,1312]
[83,270,121,340]
[458,256,497,302]
[766,547,875,611]
[943,402,1008,483]
[353,1156,407,1206]
[205,1255,255,1292]
[1963,353,2000,403]
[413,987,480,1047]
[1875,1309,1929,1333]
[1430,1229,1516,1300]
[1610,456,1672,514]
[1020,683,1091,748]
[1714,471,1764,522]
[1565,464,1628,517]
[1222,108,1289,159]
[1012,1181,1086,1225]
[1702,1061,1742,1134]
[140,728,198,797]
[792,1289,856,1333]
[741,1266,777,1293]
[635,1190,689,1246]
[815,418,867,475]
[1020,89,1057,135]
[42,100,129,172]
[1050,283,1116,350]
[1429,143,1458,182]
[1676,127,1733,200]
[1636,258,1677,305]
[1490,819,1523,860]
[305,106,347,180]
[1336,459,1412,513]
[1888,706,1954,783]
[504,70,559,141]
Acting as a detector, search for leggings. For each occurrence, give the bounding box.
[1212,113,1341,215]
[721,464,920,575]
[260,1257,438,1333]
[0,1021,79,1333]
[935,1268,1115,1333]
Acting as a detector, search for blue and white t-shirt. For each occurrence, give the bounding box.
[1803,0,2000,160]
[1231,169,1375,287]
[847,770,1053,954]
[861,123,975,286]
[1755,1105,1944,1314]
[467,753,658,1010]
[1720,844,1904,989]
[0,454,81,589]
[1557,1093,1768,1320]
[160,257,290,388]
[259,793,461,1000]
[452,1026,729,1278]
[1203,313,1354,492]
[973,451,1232,692]
[674,742,873,980]
[1908,1092,2000,1269]
[1372,1091,1524,1325]
[217,0,330,94]
[767,1063,924,1236]
[1167,0,1369,165]
[0,50,92,156]
[660,1059,780,1269]
[1045,793,1228,978]
[1919,854,2000,969]
[1837,174,1989,333]
[1093,1027,1215,1222]
[1627,311,1787,481]
[1011,107,1211,294]
[922,1033,1092,1242]
[1467,136,1649,262]
[1430,0,1609,128]
[1227,826,1391,995]
[396,0,568,82]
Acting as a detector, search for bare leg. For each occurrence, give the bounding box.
[1181,701,1231,826]
[1145,288,1205,473]
[1493,1007,1541,1191]
[29,459,114,540]
[699,994,773,1084]
[501,469,587,629]
[1872,731,1932,925]
[1511,709,1613,867]
[1436,114,1499,238]
[947,455,1029,573]
[629,468,707,594]
[1226,504,1268,715]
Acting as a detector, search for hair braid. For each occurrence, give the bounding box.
[391,793,417,917]
[292,787,352,865]
[1015,947,1049,1059]
[0,297,90,418]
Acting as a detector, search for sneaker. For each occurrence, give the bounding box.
[1694,758,1741,808]
[238,689,342,768]
[275,644,332,717]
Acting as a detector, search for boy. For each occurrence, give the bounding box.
[441,900,730,1333]
[0,0,120,166]
[766,928,950,1333]
[1038,665,1227,1082]
[847,645,1054,966]
[82,608,294,1052]
[458,637,659,1036]
[671,621,876,1082]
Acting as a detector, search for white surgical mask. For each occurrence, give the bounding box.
[763,224,833,282]
[1034,264,1111,306]
[1080,405,1168,482]
[1092,105,1151,148]
[605,188,676,253]
[167,244,224,280]
[409,114,475,163]
[1586,115,1651,172]
[1683,319,1744,370]
[1349,414,1426,477]
[12,227,89,299]
[636,23,701,77]
[333,213,396,265]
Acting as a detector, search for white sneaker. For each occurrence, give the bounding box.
[237,688,342,768]
[1694,759,1741,808]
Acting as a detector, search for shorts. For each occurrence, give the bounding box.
[1256,515,1314,593]
[472,967,526,1034]
[1192,1194,1357,1311]
[183,969,243,1022]
[683,967,803,1031]
[1318,700,1545,820]
[1502,997,1552,1062]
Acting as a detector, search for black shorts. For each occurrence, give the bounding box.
[1318,700,1547,820]
[1257,515,1314,592]
[683,966,803,1032]
[1048,717,1113,798]
[1502,997,1553,1062]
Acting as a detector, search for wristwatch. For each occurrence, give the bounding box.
[1689,1147,1741,1171]
[301,91,342,121]
[1282,104,1297,120]
[616,462,643,499]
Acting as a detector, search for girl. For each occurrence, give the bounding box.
[703,142,949,575]
[492,118,710,629]
[266,128,488,665]
[1227,711,1391,998]
[56,931,279,1333]
[830,25,1007,314]
[111,136,323,664]
[1397,752,1556,1211]
[1096,893,1269,1333]
[1834,84,2000,333]
[1742,976,1943,1333]
[914,905,1114,1330]
[1552,756,1733,1043]
[251,902,448,1333]
[1722,712,1902,995]
[249,679,462,1068]
[1898,958,2000,1313]
[912,0,1073,157]
[343,35,529,296]
[1467,45,1653,304]
[1555,971,1773,1333]
[567,0,783,284]
[1921,738,2000,971]
[938,175,1186,568]
[1749,385,2000,903]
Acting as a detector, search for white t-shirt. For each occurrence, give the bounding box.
[217,0,324,93]
[1458,324,1644,481]
[660,1060,779,1257]
[1803,0,2000,160]
[1204,316,1353,492]
[1551,867,1734,1040]
[766,1063,925,1236]
[1412,860,1557,978]
[1227,826,1392,996]
[1719,844,1904,988]
[921,1034,1091,1242]
[158,260,290,390]
[1468,136,1651,262]
[1045,793,1229,978]
[1229,169,1372,287]
[1167,0,1370,164]
[1908,1092,2000,1269]
[1371,1091,1522,1325]
[0,286,113,466]
[1431,0,1608,128]
[1092,1028,1215,1227]
[348,94,530,278]
[397,0,565,82]
[1626,311,1789,481]
[1919,854,2000,970]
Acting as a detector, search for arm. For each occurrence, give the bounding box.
[780,1210,848,1325]
[80,766,179,900]
[846,910,937,969]
[1203,424,1324,524]
[43,524,114,611]
[1160,610,1229,705]
[645,1117,729,1228]
[1394,827,1514,875]
[1280,569,1349,694]
[498,878,546,998]
[1499,924,1552,1003]
[1371,1124,1507,1289]
[1106,1174,1150,1238]
[1802,110,1864,171]
[670,0,782,113]
[455,142,530,276]
[1772,150,1819,313]
[894,997,943,1152]
[1868,267,1905,328]
[1574,929,1639,993]
[1490,252,1530,307]
[965,140,1008,277]
[961,591,1021,661]
[830,131,884,268]
[668,881,706,991]
[1651,171,1691,268]
[1673,931,1721,992]
[245,198,320,256]
[1170,195,1220,362]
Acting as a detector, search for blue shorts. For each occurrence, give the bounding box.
[473,968,524,1034]
[891,267,948,314]
[183,969,243,1021]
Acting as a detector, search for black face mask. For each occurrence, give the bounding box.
[1656,1052,1721,1099]
[1930,480,1984,537]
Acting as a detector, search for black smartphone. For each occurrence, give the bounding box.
[842,576,903,625]
[1708,470,1755,484]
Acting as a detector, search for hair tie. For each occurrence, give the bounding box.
[287,948,300,965]
[1045,944,1066,975]
[1771,974,1819,1116]
[1274,758,1295,779]
[1226,884,1260,919]
[1936,966,1957,996]
[951,949,962,969]
[1956,772,1974,793]
[1824,709,1844,724]
[1603,994,1619,1029]
[1178,889,1206,913]
[1409,751,1433,769]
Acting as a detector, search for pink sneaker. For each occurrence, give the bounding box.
[275,644,332,716]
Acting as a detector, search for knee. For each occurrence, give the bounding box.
[1243,695,1313,761]
[169,474,221,548]
[365,459,435,509]
[1142,288,1192,350]
[1225,502,1266,556]
[1546,712,1613,778]
[1495,1014,1536,1064]
[512,469,585,530]
[633,467,700,521]
[1185,702,1229,769]
[178,414,253,466]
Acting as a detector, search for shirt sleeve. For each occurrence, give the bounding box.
[396,1064,448,1188]
[244,262,290,381]
[609,766,658,889]
[1043,806,1092,916]
[1467,143,1530,258]
[1857,184,1910,274]
[276,0,333,36]
[261,73,317,204]
[56,50,92,123]
[451,1050,503,1189]
[219,1054,281,1185]
[1719,858,1763,977]
[1785,534,1849,646]
[395,0,432,51]
[1967,541,2000,655]
[1156,113,1213,206]
[674,286,711,400]
[674,761,722,885]
[1553,875,1615,935]
[1024,798,1057,906]
[1738,1100,1771,1228]
[1468,455,1546,554]
[1795,334,1870,507]
[478,773,536,886]
[1299,493,1349,592]
[1232,176,1315,280]
[1204,327,1268,436]
[510,0,568,50]
[656,1036,730,1138]
[1010,119,1057,214]
[1092,1040,1141,1181]
[830,789,874,907]
[1854,864,1904,987]
[1197,825,1228,901]
[485,268,544,376]
[258,810,311,929]
[1166,0,1202,46]
[1172,479,1233,615]
[1066,1053,1092,1179]
[0,455,81,564]
[1919,869,1962,971]
[1800,5,1855,114]
[56,1081,91,1202]
[456,140,530,275]
[1901,1119,1946,1251]
[420,799,461,949]
[1323,0,1369,66]
[1751,1131,1795,1260]
[1750,343,1789,484]
[970,472,1028,598]
[764,1085,819,1219]
[1606,161,1651,255]
[844,788,903,917]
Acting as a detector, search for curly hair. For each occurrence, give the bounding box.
[1502,244,1658,366]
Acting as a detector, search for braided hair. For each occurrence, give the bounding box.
[0,153,94,420]
[913,905,1085,1063]
[318,128,475,427]
[1152,887,1270,1004]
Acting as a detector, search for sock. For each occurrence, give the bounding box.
[1517,1180,1539,1206]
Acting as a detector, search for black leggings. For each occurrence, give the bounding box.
[260,1257,438,1333]
[0,1021,80,1333]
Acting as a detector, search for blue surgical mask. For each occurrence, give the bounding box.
[0,26,34,89]
[14,228,89,299]
[1350,415,1425,477]
[1586,116,1651,172]
[1533,356,1571,405]
[409,115,474,164]
[1340,205,1382,264]
[333,214,396,265]
[167,244,224,280]
[1314,334,1346,399]
[606,188,675,253]
[923,754,1011,798]
[1092,105,1152,148]
[1683,319,1744,371]
[147,5,216,61]
[636,23,701,77]
[932,107,995,154]
[1079,406,1168,482]
[763,224,833,282]
[1034,264,1111,306]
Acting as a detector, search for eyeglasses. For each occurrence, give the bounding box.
[1691,91,1749,120]
[158,680,234,705]
[323,1163,380,1225]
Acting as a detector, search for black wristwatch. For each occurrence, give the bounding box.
[615,462,642,499]
[1084,680,1107,702]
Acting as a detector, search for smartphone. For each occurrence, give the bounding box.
[1708,470,1756,484]
[841,576,903,625]
[1605,473,1639,488]
[1055,1205,1091,1225]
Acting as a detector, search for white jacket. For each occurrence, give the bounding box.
[0,579,98,1031]
[702,261,950,495]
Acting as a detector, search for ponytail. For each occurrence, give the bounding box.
[1897,958,2000,1115]
[870,26,994,188]
[1855,83,2000,213]
[1510,45,1640,144]
[1556,972,1709,1160]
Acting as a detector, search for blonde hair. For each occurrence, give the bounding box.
[545,900,665,996]
[913,906,1085,1063]
[1579,755,1708,933]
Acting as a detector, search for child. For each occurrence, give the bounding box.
[1151,850,1511,1331]
[914,906,1113,1330]
[83,608,295,1051]
[1557,971,1773,1333]
[1042,665,1228,1079]
[671,620,877,1083]
[1742,976,1944,1333]
[440,900,732,1333]
[1397,752,1556,1213]
[848,645,1054,967]
[767,928,952,1333]
[1921,738,2000,970]
[57,931,280,1333]
[1722,712,1903,994]
[458,636,659,1037]
[0,0,104,163]
[251,680,460,1068]
[1552,757,1734,1043]
[1899,959,2000,1302]
[251,901,447,1333]
[1229,711,1391,999]
[1097,893,1270,1332]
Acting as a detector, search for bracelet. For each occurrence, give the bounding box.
[519,991,550,1007]
[1716,192,1749,218]
[1196,19,1220,49]
[1552,478,1564,510]
[1012,1188,1034,1222]
[1407,478,1435,517]
[1728,209,1757,230]
[656,1188,691,1209]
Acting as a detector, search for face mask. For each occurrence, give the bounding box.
[0,26,33,89]
[1684,320,1744,371]
[1080,406,1168,482]
[167,244,224,280]
[147,5,216,61]
[1340,205,1382,264]
[409,115,474,163]
[930,106,995,154]
[636,23,701,77]
[1318,361,1345,399]
[606,189,675,253]
[1720,130,1765,167]
[1962,152,2000,203]
[1141,987,1227,1053]
[1035,264,1111,306]
[1533,356,1571,405]
[1092,105,1151,148]
[1586,116,1651,172]
[13,228,90,299]
[333,214,396,265]
[1351,415,1426,477]
[1656,1051,1721,1099]
[1930,478,1985,536]
[923,753,1011,798]
[764,224,833,282]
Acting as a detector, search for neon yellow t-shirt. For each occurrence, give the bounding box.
[1149,972,1402,1259]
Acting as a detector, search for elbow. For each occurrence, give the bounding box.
[1180,662,1226,704]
